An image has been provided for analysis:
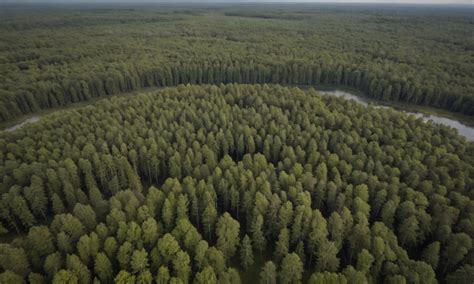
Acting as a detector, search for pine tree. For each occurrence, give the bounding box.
[24,175,48,219]
[26,226,55,269]
[240,235,254,271]
[131,249,149,274]
[173,251,191,282]
[94,253,113,283]
[260,261,277,284]
[194,266,217,284]
[251,214,266,252]
[280,253,303,284]
[274,228,289,262]
[216,212,241,261]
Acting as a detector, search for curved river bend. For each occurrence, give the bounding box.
[319,90,474,141]
[3,89,474,141]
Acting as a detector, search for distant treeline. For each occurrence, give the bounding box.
[224,11,307,20]
[0,5,473,122]
[1,59,473,122]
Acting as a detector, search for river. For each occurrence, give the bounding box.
[319,90,474,141]
[4,117,40,132]
[3,88,474,141]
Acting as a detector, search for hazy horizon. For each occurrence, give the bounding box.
[2,0,473,5]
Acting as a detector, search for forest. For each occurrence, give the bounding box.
[0,84,473,283]
[0,4,474,123]
[1,3,474,284]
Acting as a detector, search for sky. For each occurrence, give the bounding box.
[4,0,473,4]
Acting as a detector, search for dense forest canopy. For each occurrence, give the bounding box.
[0,84,473,283]
[0,4,473,123]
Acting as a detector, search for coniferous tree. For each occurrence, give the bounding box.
[240,235,254,271]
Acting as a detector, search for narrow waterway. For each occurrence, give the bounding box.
[319,90,474,141]
[4,117,40,132]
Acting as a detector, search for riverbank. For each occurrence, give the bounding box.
[0,86,164,132]
[315,87,474,141]
[310,85,474,128]
[2,84,473,141]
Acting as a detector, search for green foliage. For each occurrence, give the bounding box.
[446,265,474,284]
[239,235,254,271]
[280,253,304,283]
[0,84,472,282]
[52,270,78,284]
[274,228,289,262]
[308,272,347,284]
[130,249,149,274]
[259,261,277,284]
[194,266,217,284]
[0,4,473,124]
[26,226,55,269]
[0,244,30,277]
[94,253,113,283]
[216,212,240,261]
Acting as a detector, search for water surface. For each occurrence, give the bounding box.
[319,90,474,141]
[4,117,40,132]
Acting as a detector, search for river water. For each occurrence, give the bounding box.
[319,90,474,141]
[3,89,474,141]
[4,117,40,132]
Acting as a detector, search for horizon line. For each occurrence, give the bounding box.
[2,1,473,5]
